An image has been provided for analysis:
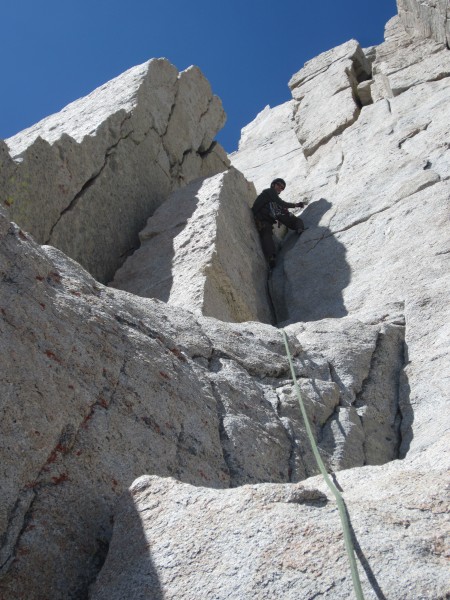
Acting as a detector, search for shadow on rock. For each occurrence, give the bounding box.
[271,198,350,324]
[109,178,205,302]
[89,488,164,600]
[398,346,414,458]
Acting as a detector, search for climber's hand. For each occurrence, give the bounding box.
[295,202,305,208]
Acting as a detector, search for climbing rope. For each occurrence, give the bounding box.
[282,329,365,600]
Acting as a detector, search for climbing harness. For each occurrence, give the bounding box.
[282,329,365,600]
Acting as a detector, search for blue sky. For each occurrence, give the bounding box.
[2,0,397,153]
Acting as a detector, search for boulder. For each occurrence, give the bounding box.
[90,468,450,600]
[110,168,272,324]
[1,59,228,283]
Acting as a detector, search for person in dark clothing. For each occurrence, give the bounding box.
[252,178,305,268]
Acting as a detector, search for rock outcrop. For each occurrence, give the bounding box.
[231,14,450,461]
[397,0,450,46]
[0,207,421,598]
[0,2,449,599]
[1,59,228,283]
[289,39,372,157]
[110,168,272,324]
[91,469,449,600]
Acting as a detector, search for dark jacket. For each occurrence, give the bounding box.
[252,187,297,224]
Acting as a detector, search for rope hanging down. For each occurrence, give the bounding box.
[282,329,365,600]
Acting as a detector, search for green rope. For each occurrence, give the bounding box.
[282,329,365,600]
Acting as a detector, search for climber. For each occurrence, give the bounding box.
[252,178,305,268]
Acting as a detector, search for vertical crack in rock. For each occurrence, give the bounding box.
[160,78,184,181]
[0,349,128,580]
[208,379,236,486]
[0,423,77,576]
[273,387,307,483]
[354,320,407,465]
[334,148,345,184]
[0,490,35,576]
[265,273,278,326]
[397,334,413,458]
[198,96,217,150]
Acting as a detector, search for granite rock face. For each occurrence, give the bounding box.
[370,15,450,101]
[1,3,449,599]
[230,101,307,199]
[110,168,272,324]
[91,469,450,600]
[0,208,413,598]
[1,59,228,283]
[289,39,372,157]
[231,13,450,460]
[398,0,450,45]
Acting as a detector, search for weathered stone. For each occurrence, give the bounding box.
[1,3,450,599]
[1,204,417,597]
[230,6,450,468]
[356,78,374,105]
[90,469,450,600]
[371,16,450,101]
[0,214,230,596]
[288,40,372,157]
[110,168,272,324]
[1,59,228,283]
[398,0,450,45]
[230,101,309,200]
[288,315,406,468]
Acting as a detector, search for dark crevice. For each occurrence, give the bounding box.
[206,347,292,380]
[354,322,407,465]
[266,271,278,326]
[198,140,217,159]
[0,489,36,575]
[273,390,299,483]
[208,382,234,486]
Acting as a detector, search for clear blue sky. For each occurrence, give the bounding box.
[1,0,397,153]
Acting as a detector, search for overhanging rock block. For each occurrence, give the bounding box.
[288,40,372,157]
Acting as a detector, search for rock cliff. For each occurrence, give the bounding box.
[1,59,228,283]
[0,3,449,599]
